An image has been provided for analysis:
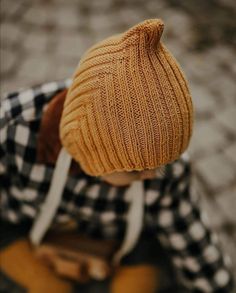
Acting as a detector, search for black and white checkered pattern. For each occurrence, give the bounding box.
[0,80,234,292]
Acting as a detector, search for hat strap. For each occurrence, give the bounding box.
[113,180,145,265]
[30,147,145,262]
[29,147,72,245]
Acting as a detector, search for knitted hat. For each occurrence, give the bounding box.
[59,19,194,177]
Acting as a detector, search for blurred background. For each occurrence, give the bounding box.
[1,0,236,289]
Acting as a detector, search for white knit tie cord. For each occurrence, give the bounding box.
[29,147,72,245]
[30,149,145,262]
[113,180,145,265]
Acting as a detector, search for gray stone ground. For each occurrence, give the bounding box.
[1,0,236,291]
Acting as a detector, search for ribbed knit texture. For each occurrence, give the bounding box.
[59,19,194,177]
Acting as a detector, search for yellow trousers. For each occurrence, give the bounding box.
[0,239,160,293]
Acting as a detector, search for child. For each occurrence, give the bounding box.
[0,19,234,292]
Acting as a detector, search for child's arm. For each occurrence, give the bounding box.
[152,155,234,292]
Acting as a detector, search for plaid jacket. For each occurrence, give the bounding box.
[0,79,191,237]
[0,80,234,292]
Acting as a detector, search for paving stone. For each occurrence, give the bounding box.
[92,28,121,44]
[199,195,227,229]
[217,107,236,135]
[54,33,93,60]
[191,174,227,229]
[215,186,236,224]
[205,45,235,65]
[88,0,112,12]
[162,37,187,61]
[0,22,24,47]
[116,7,146,27]
[16,54,52,84]
[55,0,86,4]
[217,0,236,10]
[195,153,236,193]
[190,83,218,118]
[181,52,219,82]
[23,30,51,53]
[54,6,83,29]
[145,0,167,16]
[224,143,236,165]
[161,9,195,46]
[120,0,146,4]
[23,5,56,27]
[208,74,236,109]
[88,12,123,33]
[188,121,228,159]
[0,0,9,17]
[0,0,26,19]
[232,66,236,79]
[1,77,32,96]
[0,48,18,75]
[217,230,236,281]
[49,59,77,81]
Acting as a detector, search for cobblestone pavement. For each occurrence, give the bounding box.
[1,0,236,291]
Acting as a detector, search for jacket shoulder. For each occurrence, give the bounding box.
[1,80,71,125]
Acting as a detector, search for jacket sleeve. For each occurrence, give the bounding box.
[152,154,234,292]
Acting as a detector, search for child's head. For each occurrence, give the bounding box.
[59,19,194,178]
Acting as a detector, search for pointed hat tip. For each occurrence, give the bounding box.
[123,19,164,47]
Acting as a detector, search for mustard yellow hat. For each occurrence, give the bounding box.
[59,19,194,177]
